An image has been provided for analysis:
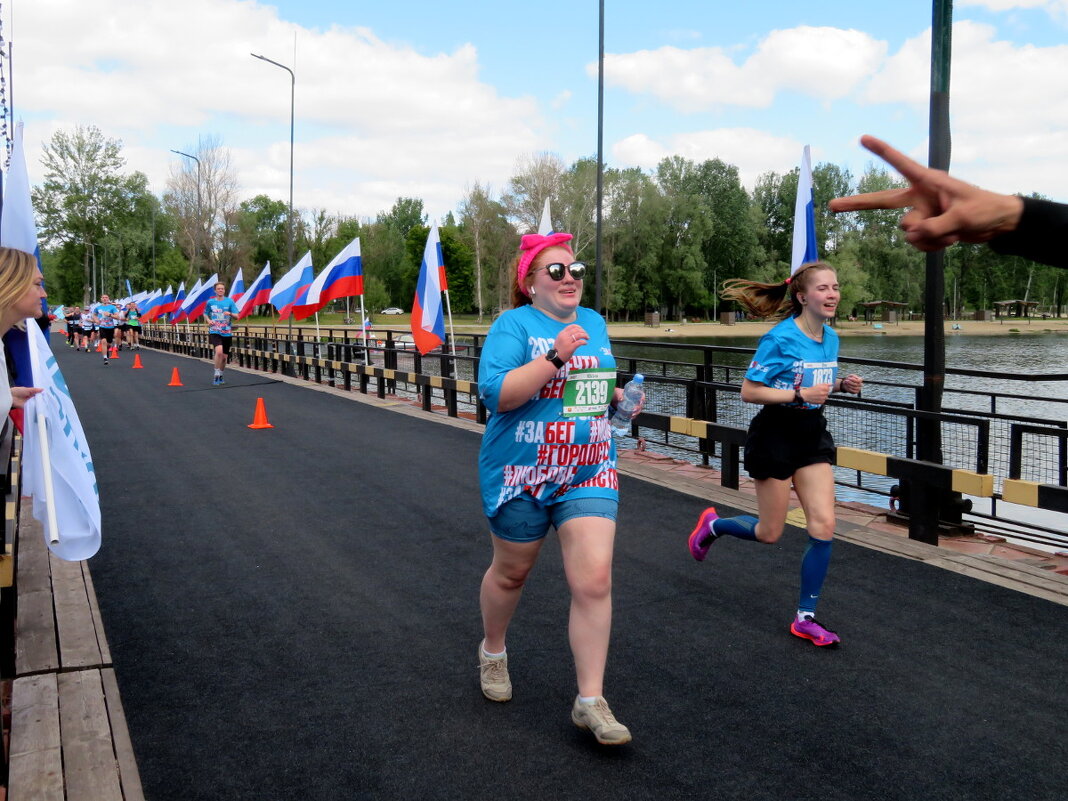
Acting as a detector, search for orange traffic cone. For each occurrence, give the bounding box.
[132,353,144,369]
[247,397,274,429]
[95,340,103,352]
[109,343,119,359]
[167,367,183,386]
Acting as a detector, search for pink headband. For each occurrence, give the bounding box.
[517,232,574,296]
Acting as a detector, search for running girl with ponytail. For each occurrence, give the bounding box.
[687,261,863,646]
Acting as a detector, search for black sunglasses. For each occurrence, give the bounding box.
[534,261,587,281]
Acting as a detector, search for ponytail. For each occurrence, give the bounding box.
[722,262,833,319]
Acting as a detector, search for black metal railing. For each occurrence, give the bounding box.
[140,323,1068,547]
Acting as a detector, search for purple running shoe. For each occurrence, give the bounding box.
[790,617,841,647]
[688,507,720,561]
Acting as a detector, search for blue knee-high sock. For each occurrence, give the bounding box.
[798,537,833,616]
[711,514,759,540]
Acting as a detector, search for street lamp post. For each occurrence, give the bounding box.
[171,149,201,279]
[250,52,295,281]
[86,242,96,304]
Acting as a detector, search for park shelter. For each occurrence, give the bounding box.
[859,300,908,324]
[994,300,1038,320]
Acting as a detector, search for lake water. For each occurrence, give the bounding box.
[612,332,1068,549]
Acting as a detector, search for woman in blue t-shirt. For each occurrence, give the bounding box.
[687,261,863,647]
[475,230,636,746]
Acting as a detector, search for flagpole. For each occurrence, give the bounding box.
[442,289,456,360]
[26,324,60,544]
[359,296,369,366]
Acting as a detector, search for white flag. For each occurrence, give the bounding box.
[22,323,102,560]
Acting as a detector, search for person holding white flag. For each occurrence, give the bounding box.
[0,248,45,419]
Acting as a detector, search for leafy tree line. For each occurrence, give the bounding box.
[32,125,1063,319]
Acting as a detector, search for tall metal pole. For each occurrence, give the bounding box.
[252,52,296,336]
[594,0,605,314]
[170,149,201,280]
[911,0,954,545]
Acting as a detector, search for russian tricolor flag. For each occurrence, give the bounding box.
[168,279,190,322]
[229,268,245,303]
[236,263,273,319]
[270,252,314,321]
[292,238,363,321]
[184,273,219,321]
[170,279,198,322]
[410,225,447,355]
[790,145,818,276]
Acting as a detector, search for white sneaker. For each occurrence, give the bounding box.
[478,641,512,702]
[571,696,631,745]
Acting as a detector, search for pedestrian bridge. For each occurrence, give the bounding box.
[4,336,1066,800]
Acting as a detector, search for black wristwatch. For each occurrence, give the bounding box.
[545,349,566,369]
[794,389,805,405]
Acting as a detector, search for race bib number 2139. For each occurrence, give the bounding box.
[562,369,616,416]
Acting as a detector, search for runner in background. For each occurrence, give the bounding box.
[204,282,239,385]
[123,301,142,349]
[94,294,121,365]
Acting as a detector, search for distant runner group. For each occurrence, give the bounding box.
[63,293,142,365]
[61,282,236,385]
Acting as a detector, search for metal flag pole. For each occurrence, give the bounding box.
[26,323,60,544]
[359,296,370,366]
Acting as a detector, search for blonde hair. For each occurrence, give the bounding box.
[0,248,39,311]
[722,261,835,320]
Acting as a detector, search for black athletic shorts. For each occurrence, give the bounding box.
[98,327,115,343]
[744,404,835,481]
[209,333,232,355]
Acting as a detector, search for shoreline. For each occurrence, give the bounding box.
[604,318,1068,340]
[261,316,1068,340]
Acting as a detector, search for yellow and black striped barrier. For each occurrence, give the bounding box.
[835,446,994,498]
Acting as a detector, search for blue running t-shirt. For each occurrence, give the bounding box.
[205,297,240,336]
[478,305,618,518]
[745,316,839,409]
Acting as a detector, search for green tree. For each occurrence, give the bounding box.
[458,182,514,320]
[32,125,130,304]
[238,195,288,275]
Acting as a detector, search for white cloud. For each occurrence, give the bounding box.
[598,26,887,112]
[612,128,804,189]
[861,21,1068,196]
[15,0,546,219]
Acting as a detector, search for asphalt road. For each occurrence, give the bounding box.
[54,336,1068,801]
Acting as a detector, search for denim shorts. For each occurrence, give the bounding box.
[488,496,618,543]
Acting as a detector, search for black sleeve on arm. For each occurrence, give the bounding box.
[989,197,1068,268]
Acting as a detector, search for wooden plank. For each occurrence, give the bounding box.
[15,510,51,594]
[14,588,60,675]
[9,673,64,801]
[58,669,124,801]
[51,553,105,669]
[83,563,113,666]
[101,667,146,801]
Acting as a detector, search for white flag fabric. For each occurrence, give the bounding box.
[0,123,38,253]
[22,323,102,560]
[538,198,554,236]
[790,145,818,276]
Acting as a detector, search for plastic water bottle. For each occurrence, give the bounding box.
[610,374,645,436]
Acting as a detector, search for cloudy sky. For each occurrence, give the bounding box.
[10,0,1068,223]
